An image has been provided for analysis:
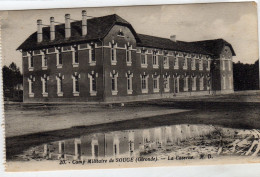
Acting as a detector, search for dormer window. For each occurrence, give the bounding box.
[117,29,124,37]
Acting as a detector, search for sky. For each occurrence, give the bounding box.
[0,2,259,72]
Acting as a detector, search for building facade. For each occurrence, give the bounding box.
[18,11,235,103]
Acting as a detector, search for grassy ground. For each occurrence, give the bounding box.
[4,90,260,159]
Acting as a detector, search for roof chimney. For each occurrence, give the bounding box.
[50,17,55,41]
[82,10,87,36]
[170,35,176,42]
[65,14,71,38]
[37,19,43,43]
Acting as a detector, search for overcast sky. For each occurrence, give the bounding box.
[0,2,258,71]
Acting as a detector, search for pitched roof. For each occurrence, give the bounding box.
[17,14,139,50]
[18,14,235,57]
[137,34,236,56]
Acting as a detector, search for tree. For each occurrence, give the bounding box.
[2,62,23,99]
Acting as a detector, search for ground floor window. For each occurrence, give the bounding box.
[74,139,81,160]
[28,76,35,97]
[110,70,118,95]
[184,76,188,91]
[192,77,197,91]
[126,72,133,94]
[72,73,80,96]
[153,74,160,93]
[223,75,226,89]
[164,74,170,92]
[174,76,180,93]
[141,74,148,93]
[91,139,99,158]
[88,72,98,96]
[41,74,49,97]
[56,74,64,96]
[200,77,204,90]
[113,136,120,156]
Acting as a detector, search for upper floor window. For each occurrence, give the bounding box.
[222,75,226,89]
[207,60,210,71]
[42,52,48,70]
[228,60,231,71]
[183,57,188,70]
[88,71,98,96]
[174,57,179,69]
[141,50,147,68]
[110,70,118,95]
[89,43,96,66]
[199,59,203,70]
[222,60,226,70]
[126,44,132,66]
[152,51,159,68]
[57,49,63,68]
[163,55,169,69]
[41,74,49,97]
[126,71,133,94]
[29,55,34,71]
[111,41,117,65]
[191,58,196,70]
[72,73,80,96]
[56,74,64,96]
[72,46,79,67]
[28,75,35,97]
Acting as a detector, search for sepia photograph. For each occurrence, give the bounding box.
[0,1,259,172]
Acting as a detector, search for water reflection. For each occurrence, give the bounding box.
[29,124,218,161]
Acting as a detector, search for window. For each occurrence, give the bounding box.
[57,49,62,68]
[28,76,35,97]
[42,55,47,69]
[129,131,134,156]
[223,75,226,89]
[153,74,160,93]
[126,72,133,94]
[56,74,63,96]
[152,51,158,68]
[141,50,147,68]
[164,75,170,92]
[229,76,232,89]
[184,76,188,91]
[183,57,188,70]
[141,74,148,93]
[222,60,225,70]
[117,29,124,37]
[191,58,196,70]
[207,78,211,90]
[126,45,132,66]
[29,56,34,70]
[72,47,79,67]
[89,44,96,65]
[192,77,197,91]
[59,141,65,159]
[199,59,203,70]
[41,74,49,97]
[200,77,204,90]
[174,76,180,93]
[228,60,231,71]
[207,60,210,71]
[113,136,120,156]
[91,139,99,158]
[174,57,179,69]
[163,56,169,69]
[111,42,117,65]
[88,72,98,96]
[110,71,118,95]
[72,73,80,96]
[74,139,81,160]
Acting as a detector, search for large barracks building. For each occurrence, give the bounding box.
[18,11,235,103]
